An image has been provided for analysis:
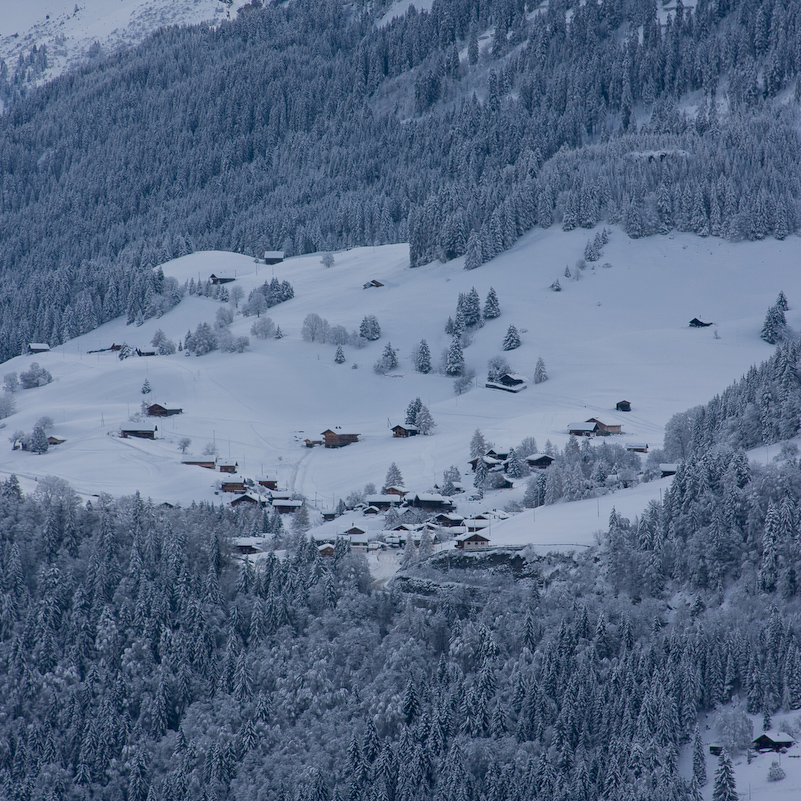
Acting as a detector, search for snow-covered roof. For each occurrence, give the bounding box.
[455,530,490,541]
[526,452,554,461]
[364,494,402,504]
[567,422,598,431]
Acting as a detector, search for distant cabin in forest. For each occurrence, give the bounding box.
[221,480,246,493]
[526,453,555,470]
[263,250,284,264]
[689,317,713,327]
[568,421,599,437]
[27,343,50,354]
[318,543,336,558]
[455,531,491,550]
[486,373,528,392]
[392,424,418,438]
[146,403,183,417]
[363,279,384,289]
[626,443,649,453]
[615,400,632,412]
[183,459,216,469]
[660,464,679,477]
[321,429,360,448]
[752,734,794,752]
[585,418,622,435]
[120,428,155,440]
[210,274,235,285]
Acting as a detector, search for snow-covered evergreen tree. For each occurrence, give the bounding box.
[534,357,548,384]
[383,463,404,491]
[445,336,464,375]
[712,751,737,801]
[502,325,521,351]
[359,315,381,341]
[413,339,431,373]
[334,345,346,364]
[415,404,435,435]
[761,303,787,344]
[374,342,398,373]
[405,398,423,426]
[483,287,500,320]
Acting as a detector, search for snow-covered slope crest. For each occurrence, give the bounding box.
[1,0,234,88]
[0,227,798,525]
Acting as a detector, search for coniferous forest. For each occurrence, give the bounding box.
[1,0,801,359]
[0,339,800,800]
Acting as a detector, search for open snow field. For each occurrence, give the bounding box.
[0,227,797,541]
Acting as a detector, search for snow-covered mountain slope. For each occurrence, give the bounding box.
[1,0,232,86]
[0,227,797,536]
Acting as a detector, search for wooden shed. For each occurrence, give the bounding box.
[146,403,183,417]
[615,400,632,412]
[321,429,360,448]
[392,424,418,438]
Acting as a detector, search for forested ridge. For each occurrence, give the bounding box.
[1,338,801,800]
[0,0,800,359]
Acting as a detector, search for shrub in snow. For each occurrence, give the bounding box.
[550,279,562,291]
[767,761,785,782]
[19,362,52,389]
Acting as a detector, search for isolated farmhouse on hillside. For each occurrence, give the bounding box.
[321,429,360,448]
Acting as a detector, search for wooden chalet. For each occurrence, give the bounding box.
[120,428,155,440]
[258,478,278,490]
[272,499,304,514]
[659,464,679,478]
[363,506,381,516]
[615,400,632,412]
[435,512,465,528]
[218,462,238,474]
[183,460,216,469]
[408,493,454,512]
[469,454,504,472]
[263,250,284,264]
[568,422,599,437]
[47,436,66,446]
[146,403,183,417]
[753,734,794,752]
[230,536,268,555]
[392,424,418,438]
[210,274,235,285]
[321,510,337,522]
[526,453,554,470]
[318,543,336,558]
[321,429,360,448]
[221,481,246,493]
[384,486,408,498]
[455,531,491,550]
[230,492,264,507]
[27,343,50,354]
[585,418,622,435]
[345,525,366,536]
[364,494,402,510]
[486,373,528,393]
[363,279,384,288]
[625,443,649,453]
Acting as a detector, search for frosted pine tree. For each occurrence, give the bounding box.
[413,339,431,373]
[470,429,489,459]
[533,357,548,384]
[334,345,346,364]
[383,463,404,491]
[776,290,789,311]
[464,232,482,271]
[406,397,423,426]
[445,336,464,375]
[483,287,500,319]
[502,325,521,351]
[374,342,398,373]
[415,404,435,435]
[712,751,737,801]
[761,303,787,344]
[463,287,482,328]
